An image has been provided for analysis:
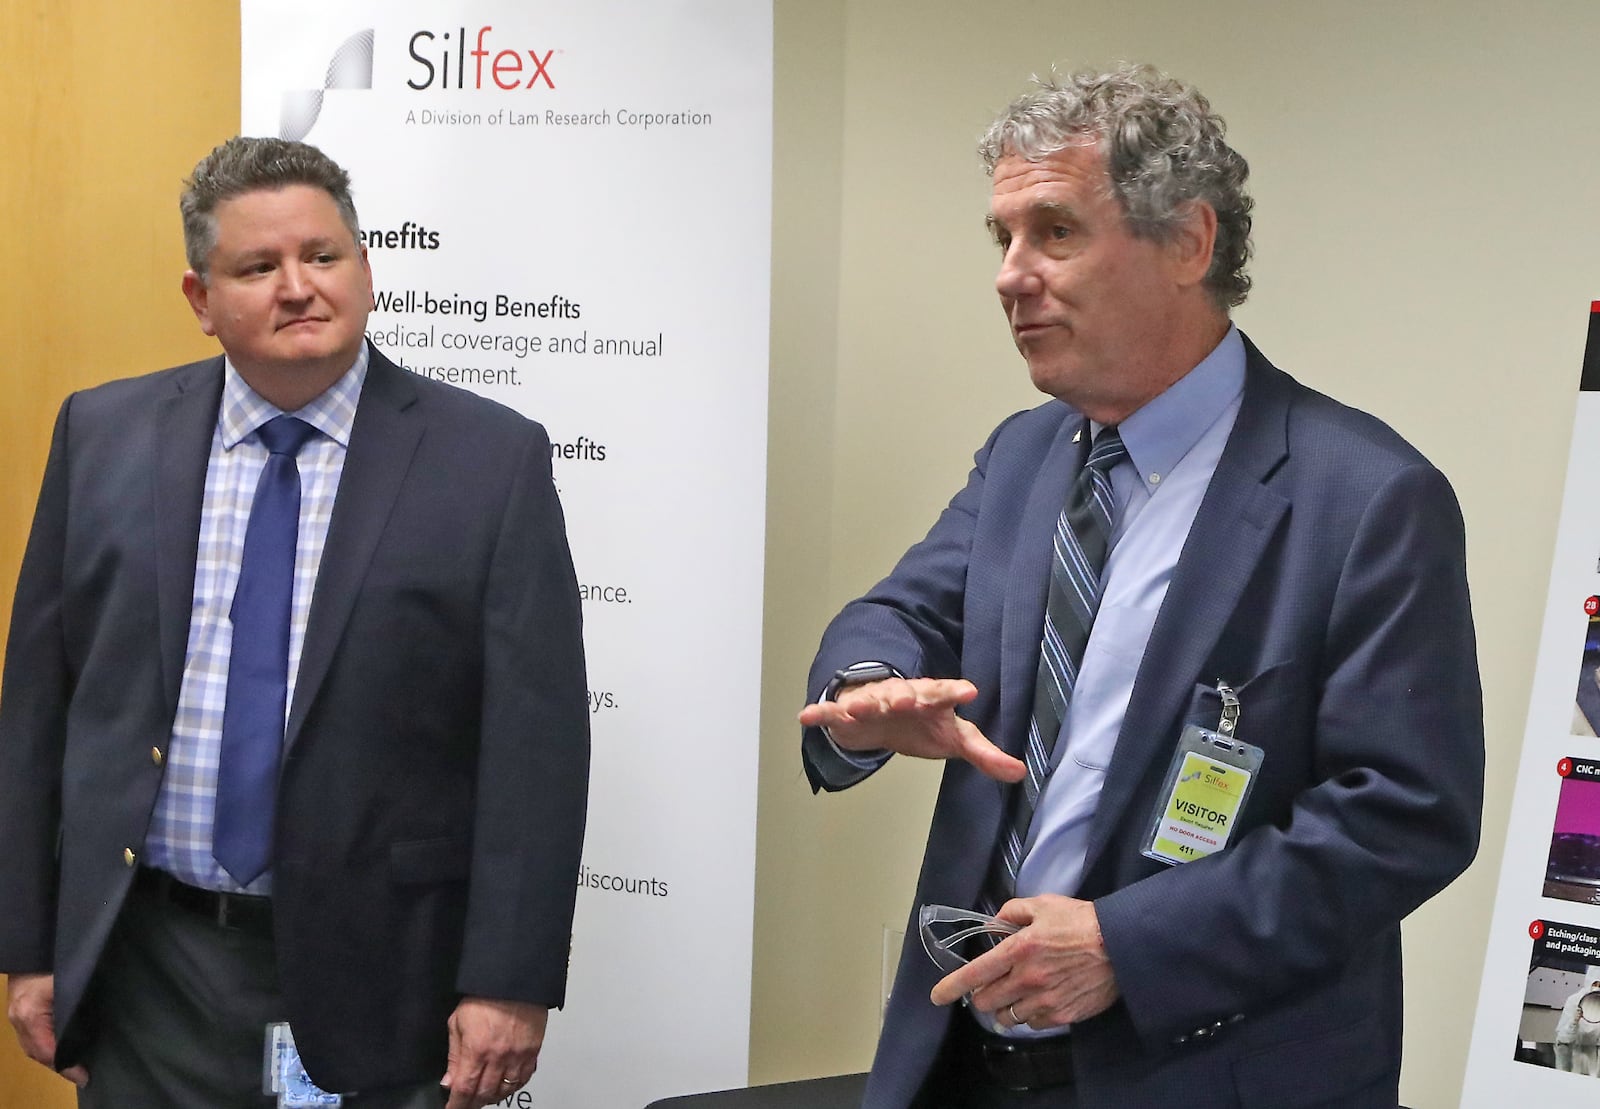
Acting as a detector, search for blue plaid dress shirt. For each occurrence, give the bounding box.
[144,347,368,894]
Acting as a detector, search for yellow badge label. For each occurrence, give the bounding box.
[1149,751,1251,864]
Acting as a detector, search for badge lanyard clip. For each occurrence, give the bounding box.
[1217,680,1240,737]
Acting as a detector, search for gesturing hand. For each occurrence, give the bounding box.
[799,677,1025,782]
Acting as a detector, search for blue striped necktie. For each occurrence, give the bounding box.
[213,415,317,886]
[987,423,1126,903]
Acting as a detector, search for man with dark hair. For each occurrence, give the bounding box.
[0,135,590,1109]
[801,64,1483,1107]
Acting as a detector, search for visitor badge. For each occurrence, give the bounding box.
[1143,681,1263,866]
[264,1022,343,1107]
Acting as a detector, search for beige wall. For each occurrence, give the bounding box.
[1,2,1593,1107]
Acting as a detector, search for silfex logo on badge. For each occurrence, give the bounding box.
[407,26,557,91]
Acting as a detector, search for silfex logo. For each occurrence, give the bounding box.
[407,26,556,91]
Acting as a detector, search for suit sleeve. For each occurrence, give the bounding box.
[454,422,590,1007]
[1094,460,1484,1047]
[800,417,1022,792]
[0,397,75,972]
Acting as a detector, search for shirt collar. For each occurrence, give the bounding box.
[1093,325,1245,492]
[218,343,370,451]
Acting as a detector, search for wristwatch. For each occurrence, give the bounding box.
[816,661,903,753]
[822,660,902,703]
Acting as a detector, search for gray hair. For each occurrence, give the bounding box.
[180,136,360,278]
[979,64,1253,308]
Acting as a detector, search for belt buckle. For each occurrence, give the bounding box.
[213,889,270,934]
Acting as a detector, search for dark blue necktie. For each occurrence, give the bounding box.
[214,415,318,886]
[987,423,1126,903]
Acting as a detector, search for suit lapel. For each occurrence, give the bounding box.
[1082,344,1293,875]
[996,414,1087,758]
[285,349,422,749]
[155,359,226,714]
[932,412,1089,905]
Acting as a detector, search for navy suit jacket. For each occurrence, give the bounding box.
[803,338,1483,1108]
[0,345,590,1092]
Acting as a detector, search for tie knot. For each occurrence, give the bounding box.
[1086,427,1126,473]
[256,415,317,458]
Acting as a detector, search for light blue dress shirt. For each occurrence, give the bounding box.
[1015,327,1245,900]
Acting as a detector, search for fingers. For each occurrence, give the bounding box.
[6,973,60,1069]
[468,1051,535,1107]
[930,963,982,1007]
[994,892,1082,929]
[952,718,1027,782]
[930,933,1012,1007]
[862,677,977,713]
[935,898,1121,1029]
[993,895,1041,928]
[441,1011,481,1109]
[443,999,545,1109]
[799,678,977,726]
[442,1073,477,1109]
[9,1012,55,1067]
[983,967,1119,1029]
[965,963,1072,1031]
[829,676,971,709]
[458,1056,534,1107]
[61,1065,89,1089]
[796,700,844,728]
[466,1067,505,1108]
[443,1037,498,1106]
[441,1082,467,1109]
[802,679,1003,766]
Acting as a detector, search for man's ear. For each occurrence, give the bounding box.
[1167,200,1218,288]
[360,244,374,310]
[181,270,218,336]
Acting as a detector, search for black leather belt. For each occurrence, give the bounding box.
[135,868,273,936]
[950,1009,1075,1091]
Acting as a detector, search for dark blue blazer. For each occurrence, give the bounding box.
[803,338,1483,1108]
[0,345,590,1092]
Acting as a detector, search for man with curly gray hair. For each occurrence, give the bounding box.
[802,64,1482,1107]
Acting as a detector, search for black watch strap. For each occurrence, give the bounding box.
[823,661,902,701]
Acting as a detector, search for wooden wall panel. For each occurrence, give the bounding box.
[0,3,236,1103]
